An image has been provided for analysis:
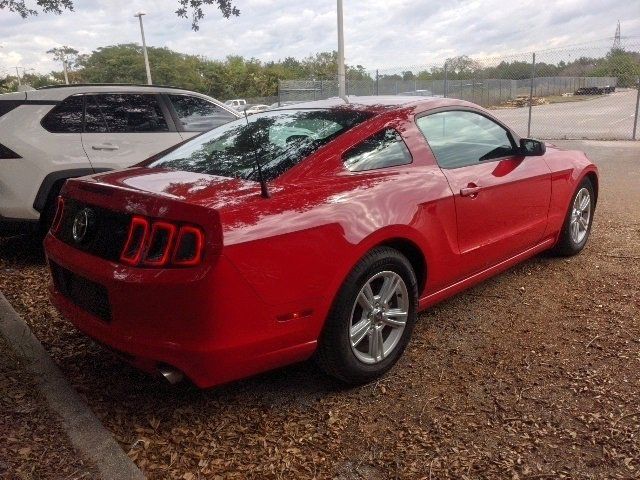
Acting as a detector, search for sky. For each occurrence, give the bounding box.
[0,0,638,75]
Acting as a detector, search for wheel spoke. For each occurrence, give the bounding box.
[379,275,400,305]
[382,309,407,328]
[350,318,371,347]
[571,221,579,241]
[368,327,385,361]
[357,287,374,313]
[579,192,590,211]
[579,216,588,229]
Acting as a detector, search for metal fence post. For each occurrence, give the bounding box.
[444,63,448,98]
[277,79,281,106]
[633,76,640,141]
[527,52,536,137]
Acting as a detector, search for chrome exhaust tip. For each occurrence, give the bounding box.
[158,365,184,384]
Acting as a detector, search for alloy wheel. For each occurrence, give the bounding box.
[349,271,409,364]
[570,187,591,244]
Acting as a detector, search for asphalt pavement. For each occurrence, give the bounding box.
[491,89,639,140]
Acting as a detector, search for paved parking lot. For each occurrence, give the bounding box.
[1,140,639,479]
[492,90,639,140]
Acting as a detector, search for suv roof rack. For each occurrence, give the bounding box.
[37,83,186,90]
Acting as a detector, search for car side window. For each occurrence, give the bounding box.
[168,94,237,132]
[41,95,84,133]
[416,111,515,169]
[343,129,412,172]
[84,94,169,133]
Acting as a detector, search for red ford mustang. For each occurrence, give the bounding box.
[44,96,598,388]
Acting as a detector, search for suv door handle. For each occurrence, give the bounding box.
[460,184,481,198]
[92,143,119,151]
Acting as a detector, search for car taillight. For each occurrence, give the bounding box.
[143,222,177,267]
[120,216,150,266]
[50,197,65,234]
[172,226,204,266]
[120,216,205,268]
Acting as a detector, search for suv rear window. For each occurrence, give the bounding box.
[85,94,169,133]
[41,95,84,133]
[148,109,372,181]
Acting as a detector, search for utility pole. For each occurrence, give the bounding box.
[62,59,69,84]
[134,11,152,85]
[337,0,346,100]
[14,67,21,87]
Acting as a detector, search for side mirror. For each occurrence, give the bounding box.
[519,138,546,156]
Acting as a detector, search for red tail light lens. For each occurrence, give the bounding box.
[172,226,205,266]
[120,216,150,266]
[50,197,65,234]
[143,222,177,266]
[120,217,204,268]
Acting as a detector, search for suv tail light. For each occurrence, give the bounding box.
[50,197,65,234]
[120,216,205,268]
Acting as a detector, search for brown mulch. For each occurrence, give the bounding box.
[0,141,638,479]
[0,324,97,479]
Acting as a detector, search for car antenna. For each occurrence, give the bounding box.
[244,109,270,199]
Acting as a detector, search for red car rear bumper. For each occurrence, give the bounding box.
[44,234,320,388]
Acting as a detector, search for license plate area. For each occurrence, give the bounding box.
[50,261,112,323]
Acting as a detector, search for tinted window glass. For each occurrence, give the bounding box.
[169,95,237,132]
[417,111,515,168]
[84,94,169,133]
[149,109,372,181]
[343,129,412,172]
[41,95,83,133]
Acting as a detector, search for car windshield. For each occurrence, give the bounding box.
[149,108,372,181]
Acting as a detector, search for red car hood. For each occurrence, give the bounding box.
[86,167,261,210]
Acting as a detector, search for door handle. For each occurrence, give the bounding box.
[92,143,119,151]
[460,184,481,198]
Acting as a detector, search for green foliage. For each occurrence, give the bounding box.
[55,44,372,100]
[591,48,640,87]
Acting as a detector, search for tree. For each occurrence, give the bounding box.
[1,0,239,30]
[46,45,78,84]
[590,48,640,87]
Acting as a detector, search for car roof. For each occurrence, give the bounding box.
[18,84,225,103]
[273,95,476,113]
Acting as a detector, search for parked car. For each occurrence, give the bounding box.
[44,95,598,388]
[0,84,240,236]
[245,104,271,115]
[399,89,438,97]
[224,99,247,110]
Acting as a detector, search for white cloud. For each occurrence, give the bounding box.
[0,0,637,75]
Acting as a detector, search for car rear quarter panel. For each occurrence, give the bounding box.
[217,111,459,340]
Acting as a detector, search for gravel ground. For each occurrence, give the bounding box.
[0,140,638,479]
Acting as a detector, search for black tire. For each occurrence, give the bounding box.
[551,177,595,256]
[315,247,418,385]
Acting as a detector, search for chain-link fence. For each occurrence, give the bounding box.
[278,39,640,140]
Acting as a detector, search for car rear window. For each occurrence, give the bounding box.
[148,108,372,181]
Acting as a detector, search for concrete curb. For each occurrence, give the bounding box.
[0,292,145,480]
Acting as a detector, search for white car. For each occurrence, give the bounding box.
[0,84,240,235]
[245,104,271,115]
[224,99,247,110]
